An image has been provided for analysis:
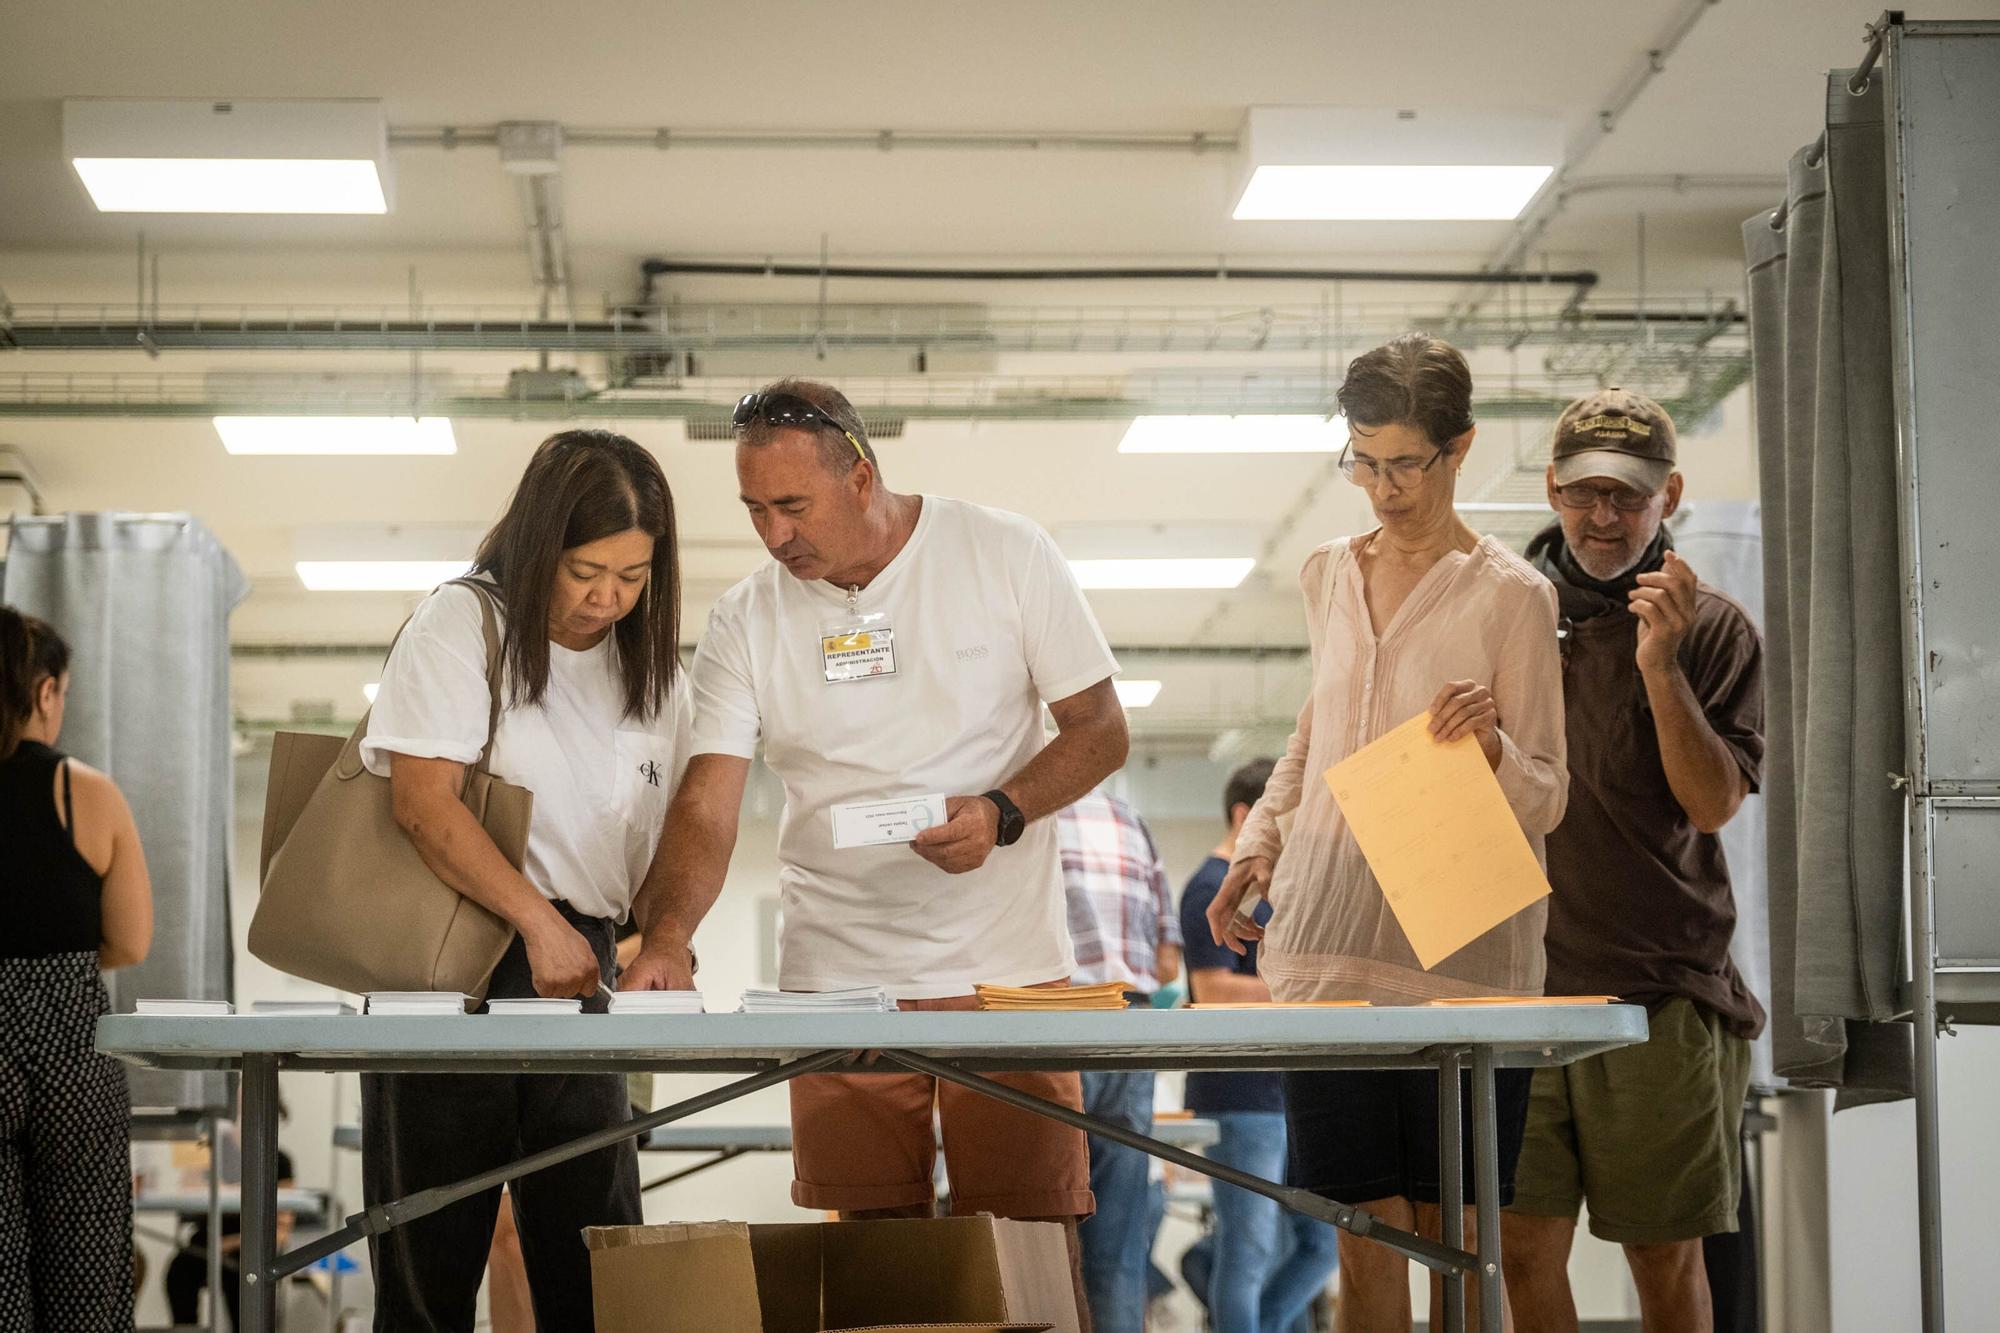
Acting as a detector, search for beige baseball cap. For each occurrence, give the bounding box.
[1551,387,1677,492]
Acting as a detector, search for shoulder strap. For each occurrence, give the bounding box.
[335,575,506,779]
[444,577,508,776]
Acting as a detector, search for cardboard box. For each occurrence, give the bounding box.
[586,1216,1074,1333]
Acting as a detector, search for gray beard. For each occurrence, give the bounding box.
[1569,539,1646,582]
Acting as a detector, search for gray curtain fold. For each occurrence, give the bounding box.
[1741,72,1912,1104]
[3,512,248,1112]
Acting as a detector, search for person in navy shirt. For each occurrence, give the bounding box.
[1178,758,1340,1333]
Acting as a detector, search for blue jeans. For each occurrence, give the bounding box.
[1078,1070,1156,1333]
[1190,1111,1341,1333]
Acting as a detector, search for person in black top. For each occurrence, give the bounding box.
[166,1131,298,1331]
[1178,759,1339,1333]
[0,605,154,1331]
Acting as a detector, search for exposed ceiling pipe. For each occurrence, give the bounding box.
[395,125,1236,154]
[640,257,1599,303]
[1449,0,1727,320]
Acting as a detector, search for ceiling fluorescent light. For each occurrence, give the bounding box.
[64,99,391,214]
[215,416,456,455]
[1232,107,1560,221]
[1234,165,1554,221]
[1114,680,1163,708]
[1069,558,1255,590]
[1120,415,1345,454]
[296,561,471,592]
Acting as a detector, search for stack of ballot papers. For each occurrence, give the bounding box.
[250,1000,357,1016]
[975,982,1129,1011]
[1420,995,1618,1006]
[365,992,473,1016]
[607,991,707,1015]
[487,997,583,1016]
[738,986,896,1014]
[136,999,234,1016]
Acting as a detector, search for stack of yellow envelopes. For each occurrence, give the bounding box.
[975,982,1131,1011]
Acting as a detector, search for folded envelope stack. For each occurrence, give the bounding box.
[974,982,1130,1011]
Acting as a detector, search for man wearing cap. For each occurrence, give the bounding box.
[1504,390,1766,1333]
[623,377,1127,1321]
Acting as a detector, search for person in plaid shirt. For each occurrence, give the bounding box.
[1060,788,1182,1333]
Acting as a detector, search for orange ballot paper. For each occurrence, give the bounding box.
[1323,711,1552,970]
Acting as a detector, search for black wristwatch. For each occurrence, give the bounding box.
[982,789,1027,847]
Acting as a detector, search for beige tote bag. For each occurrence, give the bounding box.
[250,579,531,1000]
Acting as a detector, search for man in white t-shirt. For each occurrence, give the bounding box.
[624,378,1128,1293]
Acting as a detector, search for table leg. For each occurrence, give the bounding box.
[1471,1047,1504,1330]
[1438,1049,1467,1333]
[205,1111,223,1333]
[238,1055,281,1333]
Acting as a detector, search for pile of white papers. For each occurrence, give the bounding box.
[607,991,707,1015]
[487,997,583,1016]
[136,999,234,1016]
[738,986,897,1014]
[365,992,473,1016]
[250,1000,358,1016]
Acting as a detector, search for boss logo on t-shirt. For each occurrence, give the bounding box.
[955,644,991,663]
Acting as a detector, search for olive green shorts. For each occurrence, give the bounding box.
[1507,997,1751,1245]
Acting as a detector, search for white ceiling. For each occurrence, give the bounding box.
[0,0,1977,741]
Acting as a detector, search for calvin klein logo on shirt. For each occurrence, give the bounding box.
[955,644,991,663]
[638,760,662,788]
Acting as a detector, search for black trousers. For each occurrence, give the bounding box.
[362,903,641,1332]
[166,1245,243,1330]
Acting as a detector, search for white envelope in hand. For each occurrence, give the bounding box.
[831,794,949,848]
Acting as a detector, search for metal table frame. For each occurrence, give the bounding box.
[99,1005,1645,1333]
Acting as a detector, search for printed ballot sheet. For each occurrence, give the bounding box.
[1323,711,1551,970]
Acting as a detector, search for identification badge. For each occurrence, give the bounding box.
[831,794,949,848]
[821,585,897,684]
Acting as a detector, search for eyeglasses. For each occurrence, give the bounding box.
[1338,441,1451,490]
[732,392,869,463]
[1554,482,1658,513]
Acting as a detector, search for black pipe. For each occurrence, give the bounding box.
[641,256,1599,298]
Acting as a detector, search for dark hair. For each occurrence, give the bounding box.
[472,429,680,720]
[1224,757,1277,824]
[735,377,880,478]
[1336,332,1476,449]
[0,605,70,761]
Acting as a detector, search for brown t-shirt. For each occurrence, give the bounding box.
[1544,581,1768,1038]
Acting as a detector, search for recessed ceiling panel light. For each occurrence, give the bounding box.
[64,99,392,214]
[1233,164,1554,221]
[1069,558,1256,590]
[1114,679,1164,708]
[296,561,471,592]
[216,416,456,455]
[1120,415,1346,453]
[1232,107,1561,221]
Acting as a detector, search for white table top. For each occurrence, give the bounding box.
[99,1005,1646,1076]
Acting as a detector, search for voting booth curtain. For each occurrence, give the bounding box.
[3,511,248,1112]
[1741,72,1912,1105]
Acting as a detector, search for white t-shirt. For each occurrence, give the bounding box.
[690,496,1119,998]
[360,581,692,922]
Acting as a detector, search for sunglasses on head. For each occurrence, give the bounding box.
[732,392,868,463]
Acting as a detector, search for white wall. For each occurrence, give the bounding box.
[1826,1028,2000,1332]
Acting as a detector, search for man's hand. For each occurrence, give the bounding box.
[521,917,600,998]
[619,935,697,992]
[1207,855,1274,957]
[1156,942,1183,988]
[1632,550,1698,677]
[1429,679,1503,769]
[911,795,1002,874]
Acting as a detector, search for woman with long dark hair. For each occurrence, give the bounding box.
[358,428,688,1329]
[0,606,153,1331]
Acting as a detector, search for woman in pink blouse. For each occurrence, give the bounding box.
[1207,333,1566,1333]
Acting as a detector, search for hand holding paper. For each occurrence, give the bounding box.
[831,794,949,849]
[1324,711,1551,970]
